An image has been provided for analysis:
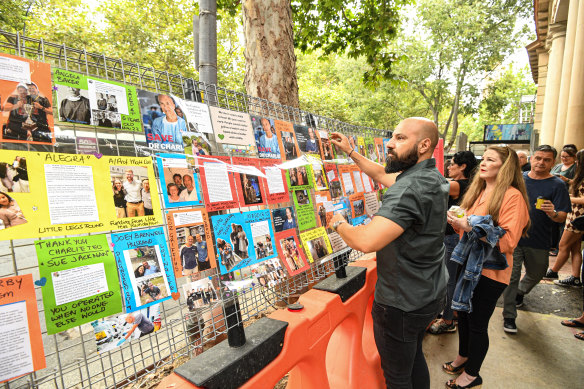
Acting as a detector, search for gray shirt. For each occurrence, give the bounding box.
[374,158,449,312]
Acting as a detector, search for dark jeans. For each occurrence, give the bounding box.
[457,275,506,376]
[372,297,445,389]
[444,234,461,321]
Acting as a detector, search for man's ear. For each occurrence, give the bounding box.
[418,138,431,155]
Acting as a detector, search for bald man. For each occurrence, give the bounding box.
[329,117,449,389]
[517,151,531,172]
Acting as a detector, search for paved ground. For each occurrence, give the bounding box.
[424,255,584,388]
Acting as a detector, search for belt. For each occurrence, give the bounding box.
[128,201,143,204]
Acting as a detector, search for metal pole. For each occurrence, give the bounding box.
[193,13,200,70]
[199,0,217,86]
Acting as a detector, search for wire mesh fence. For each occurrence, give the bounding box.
[0,30,378,389]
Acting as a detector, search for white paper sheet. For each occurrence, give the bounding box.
[52,263,109,306]
[265,167,285,194]
[0,301,34,382]
[204,162,233,203]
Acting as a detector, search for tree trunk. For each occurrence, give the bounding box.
[242,0,299,108]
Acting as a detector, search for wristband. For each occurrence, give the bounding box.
[348,149,354,158]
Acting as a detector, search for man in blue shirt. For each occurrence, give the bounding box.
[501,145,571,333]
[143,260,159,275]
[195,234,211,271]
[180,235,198,276]
[150,94,186,152]
[258,118,280,158]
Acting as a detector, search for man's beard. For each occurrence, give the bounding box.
[385,144,419,173]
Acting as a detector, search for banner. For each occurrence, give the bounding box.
[0,53,55,145]
[0,150,163,240]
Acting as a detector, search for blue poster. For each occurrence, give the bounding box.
[111,227,178,312]
[211,210,276,274]
[156,153,203,208]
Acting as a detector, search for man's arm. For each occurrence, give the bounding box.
[329,213,404,253]
[330,132,396,188]
[540,200,567,223]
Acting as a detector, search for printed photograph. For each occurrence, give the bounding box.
[93,305,161,353]
[294,189,310,206]
[353,199,365,217]
[91,109,121,128]
[216,237,242,272]
[110,165,150,218]
[125,245,170,306]
[252,115,280,159]
[272,207,297,232]
[294,125,320,154]
[252,258,285,288]
[0,191,27,229]
[138,89,186,152]
[177,226,212,276]
[184,132,213,156]
[0,156,29,193]
[281,131,298,160]
[320,137,334,161]
[239,173,263,205]
[94,92,118,112]
[253,233,274,260]
[183,278,219,311]
[306,236,330,261]
[330,181,343,199]
[288,166,308,188]
[279,236,306,272]
[312,165,328,190]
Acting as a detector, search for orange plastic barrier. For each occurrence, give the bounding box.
[157,259,383,389]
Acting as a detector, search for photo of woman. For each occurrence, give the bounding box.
[167,183,181,203]
[112,179,127,218]
[0,191,27,228]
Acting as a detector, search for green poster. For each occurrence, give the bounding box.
[54,68,142,132]
[285,164,314,191]
[35,234,123,335]
[293,189,316,231]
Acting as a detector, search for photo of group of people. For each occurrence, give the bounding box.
[288,166,309,188]
[159,162,199,206]
[239,173,263,205]
[92,305,161,353]
[183,278,218,311]
[110,166,153,218]
[252,225,273,260]
[277,235,307,273]
[178,227,211,276]
[253,258,286,288]
[127,246,170,307]
[252,115,280,159]
[352,199,365,217]
[272,207,297,232]
[91,109,121,128]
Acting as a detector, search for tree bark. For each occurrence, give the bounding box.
[242,0,299,108]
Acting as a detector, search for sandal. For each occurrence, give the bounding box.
[442,361,466,375]
[446,375,482,388]
[561,319,584,328]
[575,332,584,341]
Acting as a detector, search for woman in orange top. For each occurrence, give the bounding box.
[443,146,530,388]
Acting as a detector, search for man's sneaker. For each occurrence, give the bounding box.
[503,318,517,333]
[554,276,583,287]
[543,269,559,280]
[515,293,524,308]
[428,318,457,334]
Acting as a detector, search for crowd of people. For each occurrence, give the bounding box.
[326,117,583,388]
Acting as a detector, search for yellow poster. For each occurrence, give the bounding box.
[0,150,162,240]
[300,227,333,263]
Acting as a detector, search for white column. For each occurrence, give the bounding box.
[564,0,584,148]
[539,23,566,146]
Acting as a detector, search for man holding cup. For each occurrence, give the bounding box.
[501,144,571,333]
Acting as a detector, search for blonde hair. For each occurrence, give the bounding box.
[460,146,531,236]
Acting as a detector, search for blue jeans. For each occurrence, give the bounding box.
[372,297,445,389]
[443,234,461,321]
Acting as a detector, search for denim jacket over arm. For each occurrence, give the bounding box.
[450,215,507,312]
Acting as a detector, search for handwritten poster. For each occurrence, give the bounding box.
[211,210,276,274]
[0,274,46,382]
[111,227,177,313]
[0,53,55,145]
[300,227,333,263]
[364,191,381,215]
[166,208,216,279]
[209,106,254,146]
[259,159,289,204]
[35,235,123,334]
[54,69,141,132]
[0,150,163,241]
[196,155,239,212]
[293,189,316,231]
[275,231,310,276]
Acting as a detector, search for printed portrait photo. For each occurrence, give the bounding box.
[125,245,170,307]
[307,236,330,261]
[0,156,29,193]
[279,236,306,272]
[110,165,150,218]
[0,191,27,229]
[239,173,263,205]
[272,207,297,232]
[294,189,310,206]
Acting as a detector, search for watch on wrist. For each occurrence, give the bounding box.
[553,210,558,218]
[332,220,347,232]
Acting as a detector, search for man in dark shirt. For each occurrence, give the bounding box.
[330,117,449,388]
[26,82,53,142]
[501,145,571,333]
[518,151,531,172]
[195,234,211,271]
[180,235,198,275]
[142,281,161,302]
[3,84,30,140]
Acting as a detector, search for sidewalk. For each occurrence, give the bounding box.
[424,254,584,388]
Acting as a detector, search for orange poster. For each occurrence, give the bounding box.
[0,53,55,145]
